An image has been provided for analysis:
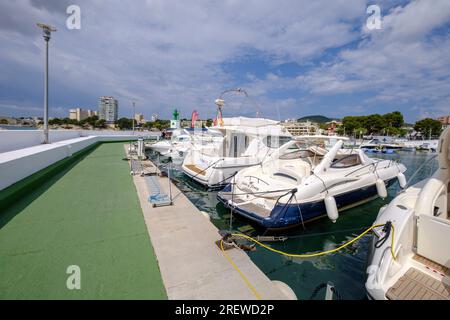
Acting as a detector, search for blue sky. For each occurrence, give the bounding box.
[0,0,449,122]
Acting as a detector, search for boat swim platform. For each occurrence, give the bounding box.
[219,192,272,218]
[0,142,166,299]
[413,254,450,277]
[386,268,450,300]
[184,164,206,176]
[128,150,292,299]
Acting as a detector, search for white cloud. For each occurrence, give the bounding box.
[0,0,449,122]
[295,0,450,120]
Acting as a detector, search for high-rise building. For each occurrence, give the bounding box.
[98,96,118,123]
[69,108,96,121]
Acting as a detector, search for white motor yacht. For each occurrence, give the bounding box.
[181,116,292,189]
[365,127,450,300]
[217,136,407,229]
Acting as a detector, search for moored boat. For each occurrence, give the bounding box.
[218,137,407,229]
[182,116,292,188]
[365,127,450,300]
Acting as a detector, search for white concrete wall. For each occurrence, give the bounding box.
[0,134,152,190]
[0,130,161,153]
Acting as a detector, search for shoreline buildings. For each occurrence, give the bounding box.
[438,115,450,126]
[69,108,97,121]
[282,120,319,136]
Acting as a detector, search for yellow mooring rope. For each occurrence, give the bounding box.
[219,223,396,299]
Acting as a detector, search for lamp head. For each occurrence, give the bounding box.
[36,23,57,41]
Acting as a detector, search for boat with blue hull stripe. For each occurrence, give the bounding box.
[217,178,397,229]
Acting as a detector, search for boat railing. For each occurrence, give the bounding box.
[344,160,383,178]
[376,245,392,283]
[247,175,270,185]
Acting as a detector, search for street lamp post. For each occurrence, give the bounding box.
[37,23,56,144]
[132,100,136,134]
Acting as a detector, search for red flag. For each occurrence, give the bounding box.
[191,110,199,128]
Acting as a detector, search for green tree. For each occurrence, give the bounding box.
[342,116,362,134]
[95,119,107,128]
[383,111,404,128]
[414,118,442,137]
[116,117,135,130]
[335,125,346,136]
[49,118,62,125]
[385,127,402,136]
[142,121,154,129]
[153,119,170,130]
[353,127,367,138]
[364,114,384,133]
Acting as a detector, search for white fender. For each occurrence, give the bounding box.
[376,179,387,198]
[397,172,407,189]
[324,196,339,223]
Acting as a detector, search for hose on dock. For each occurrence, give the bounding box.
[228,222,396,259]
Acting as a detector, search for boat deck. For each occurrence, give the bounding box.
[184,164,206,176]
[0,143,166,299]
[219,192,272,218]
[386,268,450,300]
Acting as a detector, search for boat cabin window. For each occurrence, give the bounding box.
[331,154,361,168]
[176,136,190,142]
[264,136,291,148]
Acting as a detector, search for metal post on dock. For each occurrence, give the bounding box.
[168,163,173,205]
[137,137,144,159]
[229,175,235,232]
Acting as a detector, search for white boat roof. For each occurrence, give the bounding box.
[211,117,292,137]
[220,117,279,127]
[293,134,349,141]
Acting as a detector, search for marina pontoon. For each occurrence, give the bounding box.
[365,127,450,300]
[217,137,407,229]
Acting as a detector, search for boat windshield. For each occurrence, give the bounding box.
[331,154,362,168]
[279,149,317,160]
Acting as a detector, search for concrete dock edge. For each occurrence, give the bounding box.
[128,146,294,300]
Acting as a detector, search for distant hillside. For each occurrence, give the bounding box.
[297,115,336,123]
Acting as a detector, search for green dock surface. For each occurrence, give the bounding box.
[0,143,167,299]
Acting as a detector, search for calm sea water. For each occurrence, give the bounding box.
[147,149,437,300]
[0,125,36,130]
